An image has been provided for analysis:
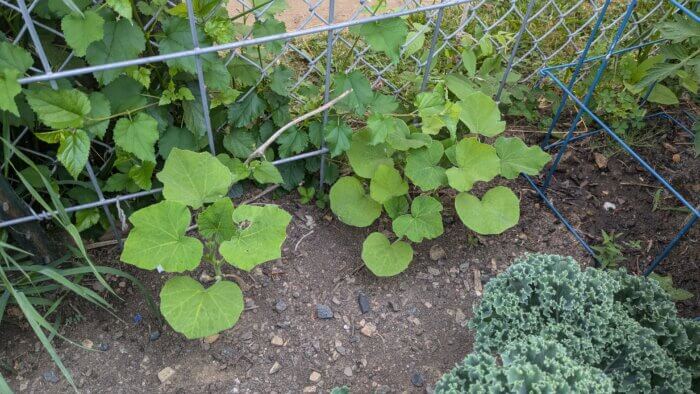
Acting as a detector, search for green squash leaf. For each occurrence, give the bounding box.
[445,73,476,101]
[494,136,550,179]
[120,200,203,272]
[446,137,500,192]
[347,129,394,178]
[351,18,407,63]
[160,277,243,339]
[113,112,159,163]
[457,91,505,137]
[329,176,382,227]
[455,186,520,235]
[61,10,104,57]
[369,164,408,204]
[383,195,409,219]
[217,154,250,183]
[157,148,234,209]
[404,140,447,191]
[392,195,444,242]
[128,160,155,190]
[219,204,292,271]
[361,232,413,277]
[25,88,91,129]
[197,198,236,242]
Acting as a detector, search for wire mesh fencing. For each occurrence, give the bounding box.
[0,0,687,245]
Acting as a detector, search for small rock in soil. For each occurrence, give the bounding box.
[98,343,110,352]
[157,367,175,383]
[309,371,321,382]
[429,245,445,261]
[241,331,253,341]
[360,322,377,337]
[275,299,287,313]
[303,386,317,393]
[343,366,353,377]
[42,371,59,384]
[204,334,220,344]
[271,335,284,346]
[357,292,371,314]
[427,267,440,276]
[81,339,93,349]
[269,362,281,374]
[316,304,333,319]
[388,300,401,312]
[149,331,161,342]
[411,372,425,387]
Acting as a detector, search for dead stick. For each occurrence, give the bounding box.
[244,89,353,165]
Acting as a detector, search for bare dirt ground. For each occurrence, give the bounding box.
[1,179,589,393]
[228,0,429,30]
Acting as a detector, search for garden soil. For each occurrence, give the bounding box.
[1,179,590,393]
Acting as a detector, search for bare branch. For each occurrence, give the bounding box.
[244,89,353,164]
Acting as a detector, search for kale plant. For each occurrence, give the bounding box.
[437,254,699,393]
[435,336,614,393]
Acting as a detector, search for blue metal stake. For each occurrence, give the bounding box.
[542,0,639,192]
[540,0,613,148]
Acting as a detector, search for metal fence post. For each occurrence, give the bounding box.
[542,0,638,192]
[495,0,536,103]
[540,0,613,148]
[319,0,336,190]
[420,3,445,92]
[185,0,216,155]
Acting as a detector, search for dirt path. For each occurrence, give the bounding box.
[228,0,429,30]
[1,181,588,393]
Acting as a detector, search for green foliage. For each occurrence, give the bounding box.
[361,232,413,277]
[324,64,549,276]
[121,149,291,338]
[458,254,699,393]
[159,276,243,339]
[436,336,614,393]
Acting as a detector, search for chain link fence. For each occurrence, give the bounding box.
[0,0,686,243]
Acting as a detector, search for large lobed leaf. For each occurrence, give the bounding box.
[392,195,444,242]
[446,137,500,192]
[455,186,519,235]
[157,148,234,209]
[120,200,203,272]
[329,176,381,227]
[219,204,292,271]
[160,276,243,339]
[361,232,413,277]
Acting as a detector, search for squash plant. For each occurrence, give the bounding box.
[119,148,291,339]
[328,78,551,276]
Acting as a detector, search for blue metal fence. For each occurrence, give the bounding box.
[527,0,699,275]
